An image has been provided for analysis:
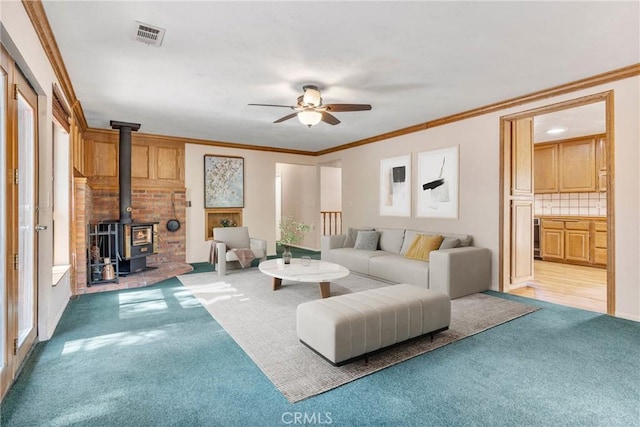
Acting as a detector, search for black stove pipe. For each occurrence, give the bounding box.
[110,120,141,224]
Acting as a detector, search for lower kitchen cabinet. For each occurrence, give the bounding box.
[541,220,564,260]
[540,217,606,267]
[592,221,608,266]
[564,221,590,263]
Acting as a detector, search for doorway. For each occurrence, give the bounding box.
[500,92,614,315]
[1,48,40,398]
[320,162,342,236]
[274,163,318,250]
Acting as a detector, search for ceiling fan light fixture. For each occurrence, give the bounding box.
[302,85,322,107]
[298,110,322,127]
[249,85,370,126]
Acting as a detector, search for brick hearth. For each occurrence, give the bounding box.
[74,178,189,295]
[83,261,193,294]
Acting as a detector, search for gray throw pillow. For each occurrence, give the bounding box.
[377,228,405,254]
[439,237,461,250]
[354,231,380,251]
[344,227,373,248]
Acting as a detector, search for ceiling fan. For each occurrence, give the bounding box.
[249,85,372,127]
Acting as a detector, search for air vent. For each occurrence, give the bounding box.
[134,21,165,46]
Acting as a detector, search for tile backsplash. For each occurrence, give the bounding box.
[534,192,606,216]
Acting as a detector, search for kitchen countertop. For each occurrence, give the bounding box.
[535,215,606,220]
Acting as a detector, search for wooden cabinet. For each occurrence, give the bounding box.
[596,137,607,192]
[592,220,607,266]
[534,135,604,194]
[540,216,606,267]
[534,145,558,193]
[564,221,590,263]
[541,219,564,260]
[84,129,185,189]
[558,139,596,192]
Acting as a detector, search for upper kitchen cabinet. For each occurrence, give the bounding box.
[595,136,607,192]
[534,144,558,193]
[559,138,596,192]
[534,134,604,193]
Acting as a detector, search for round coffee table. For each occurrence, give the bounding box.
[258,258,350,298]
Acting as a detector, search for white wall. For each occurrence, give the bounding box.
[2,1,71,340]
[185,144,317,262]
[319,77,640,321]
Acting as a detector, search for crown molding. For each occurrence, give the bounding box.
[84,128,316,156]
[318,63,640,156]
[22,0,88,131]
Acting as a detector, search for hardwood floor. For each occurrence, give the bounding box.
[509,260,607,313]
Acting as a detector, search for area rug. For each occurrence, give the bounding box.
[178,268,538,403]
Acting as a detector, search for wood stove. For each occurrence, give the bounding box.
[119,222,159,274]
[110,120,158,275]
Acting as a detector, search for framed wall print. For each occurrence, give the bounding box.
[416,146,459,219]
[379,154,411,217]
[204,155,244,208]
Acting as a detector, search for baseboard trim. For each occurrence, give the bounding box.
[614,311,640,322]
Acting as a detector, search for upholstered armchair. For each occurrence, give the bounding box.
[212,226,267,276]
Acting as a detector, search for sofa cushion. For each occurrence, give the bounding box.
[354,231,380,250]
[344,227,373,248]
[369,254,430,287]
[405,234,444,261]
[325,248,387,275]
[452,234,472,247]
[376,228,405,254]
[439,237,461,250]
[401,230,472,254]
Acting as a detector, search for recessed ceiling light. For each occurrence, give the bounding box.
[546,127,566,135]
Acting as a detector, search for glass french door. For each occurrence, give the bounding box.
[16,73,38,364]
[0,58,8,398]
[1,50,39,399]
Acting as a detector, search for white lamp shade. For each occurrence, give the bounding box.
[302,87,322,106]
[298,110,322,127]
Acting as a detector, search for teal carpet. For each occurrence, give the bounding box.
[1,263,638,426]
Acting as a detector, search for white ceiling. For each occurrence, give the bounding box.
[41,1,639,153]
[534,102,606,143]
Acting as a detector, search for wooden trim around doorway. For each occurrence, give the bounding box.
[499,91,615,315]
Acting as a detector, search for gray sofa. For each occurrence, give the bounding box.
[321,227,491,299]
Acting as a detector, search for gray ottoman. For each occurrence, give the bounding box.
[296,284,450,365]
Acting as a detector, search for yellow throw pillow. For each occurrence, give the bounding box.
[404,234,444,261]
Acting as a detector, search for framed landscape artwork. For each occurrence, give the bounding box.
[416,146,459,219]
[379,154,411,217]
[204,155,244,208]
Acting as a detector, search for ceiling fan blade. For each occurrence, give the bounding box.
[324,104,372,112]
[321,112,341,125]
[248,103,294,109]
[273,112,298,123]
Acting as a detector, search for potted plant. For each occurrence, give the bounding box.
[277,216,313,264]
[220,218,236,227]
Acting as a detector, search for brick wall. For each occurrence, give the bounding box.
[74,183,186,294]
[90,188,186,264]
[73,178,92,294]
